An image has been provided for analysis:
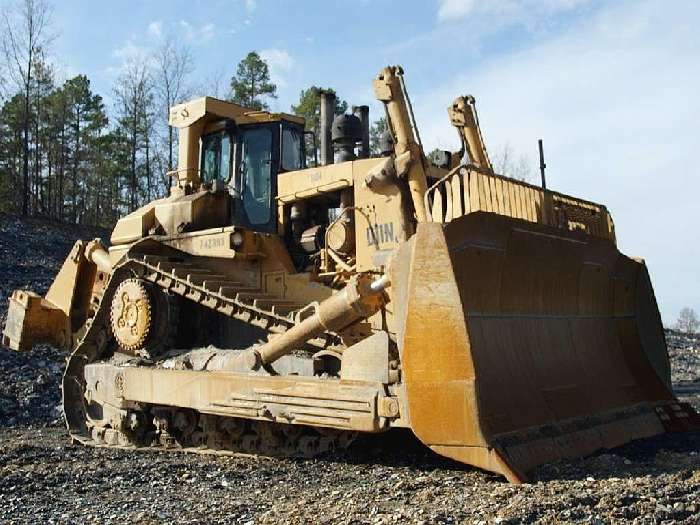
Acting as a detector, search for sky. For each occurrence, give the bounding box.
[23,0,700,324]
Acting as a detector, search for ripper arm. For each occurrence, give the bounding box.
[448,95,493,171]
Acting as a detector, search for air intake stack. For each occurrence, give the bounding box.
[353,105,370,159]
[319,90,336,166]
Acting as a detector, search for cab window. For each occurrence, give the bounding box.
[201,131,232,183]
[239,127,273,225]
[281,127,303,171]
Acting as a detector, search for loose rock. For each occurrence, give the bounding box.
[0,213,698,524]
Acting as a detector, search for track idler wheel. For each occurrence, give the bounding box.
[110,278,176,358]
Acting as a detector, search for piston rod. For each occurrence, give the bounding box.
[231,274,389,371]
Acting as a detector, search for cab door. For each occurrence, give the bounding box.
[232,124,278,233]
[231,122,305,233]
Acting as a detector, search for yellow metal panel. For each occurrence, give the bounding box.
[527,186,536,221]
[503,182,513,216]
[504,180,513,216]
[527,187,537,221]
[169,96,304,129]
[521,186,530,221]
[509,182,520,219]
[538,188,547,223]
[523,185,532,220]
[451,173,463,218]
[494,178,505,214]
[432,186,444,223]
[469,171,479,212]
[463,171,472,215]
[507,180,516,217]
[488,177,499,213]
[482,174,494,212]
[516,185,525,220]
[476,173,487,212]
[444,179,453,222]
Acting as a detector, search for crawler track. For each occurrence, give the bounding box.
[62,242,352,458]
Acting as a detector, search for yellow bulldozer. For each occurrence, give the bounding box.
[4,66,697,483]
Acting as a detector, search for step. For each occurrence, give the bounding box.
[152,262,195,274]
[219,286,262,298]
[253,299,304,310]
[142,255,191,267]
[235,292,278,303]
[202,280,245,291]
[185,273,227,285]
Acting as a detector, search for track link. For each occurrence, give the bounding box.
[87,408,357,459]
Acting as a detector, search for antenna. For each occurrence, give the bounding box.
[538,139,547,190]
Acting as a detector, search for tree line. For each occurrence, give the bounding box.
[0,1,354,228]
[1,1,535,229]
[0,0,198,226]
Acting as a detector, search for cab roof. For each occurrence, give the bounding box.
[169,96,305,129]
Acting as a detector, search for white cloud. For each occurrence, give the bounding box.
[201,23,215,40]
[179,20,194,39]
[419,0,700,322]
[111,40,148,61]
[104,40,150,76]
[260,48,294,87]
[437,0,590,23]
[437,0,476,21]
[245,0,256,12]
[147,20,162,39]
[260,48,294,72]
[179,20,216,42]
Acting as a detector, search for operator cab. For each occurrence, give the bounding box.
[199,117,305,234]
[166,97,306,235]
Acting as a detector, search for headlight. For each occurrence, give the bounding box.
[231,231,245,249]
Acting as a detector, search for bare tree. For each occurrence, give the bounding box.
[676,307,699,335]
[492,142,533,182]
[153,36,193,172]
[113,58,153,211]
[1,0,54,215]
[197,68,228,100]
[0,61,7,101]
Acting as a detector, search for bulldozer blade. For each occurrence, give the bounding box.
[392,212,698,483]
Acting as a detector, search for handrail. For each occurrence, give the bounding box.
[424,165,614,241]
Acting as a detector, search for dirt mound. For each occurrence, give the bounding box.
[0,213,109,427]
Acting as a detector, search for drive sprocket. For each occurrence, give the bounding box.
[110,278,153,353]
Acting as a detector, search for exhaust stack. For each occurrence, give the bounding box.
[353,105,370,159]
[319,90,336,166]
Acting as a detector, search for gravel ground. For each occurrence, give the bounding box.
[0,213,698,524]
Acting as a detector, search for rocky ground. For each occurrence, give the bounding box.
[0,213,698,524]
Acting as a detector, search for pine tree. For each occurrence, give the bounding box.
[229,51,277,110]
[62,75,108,223]
[31,58,55,215]
[0,95,25,212]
